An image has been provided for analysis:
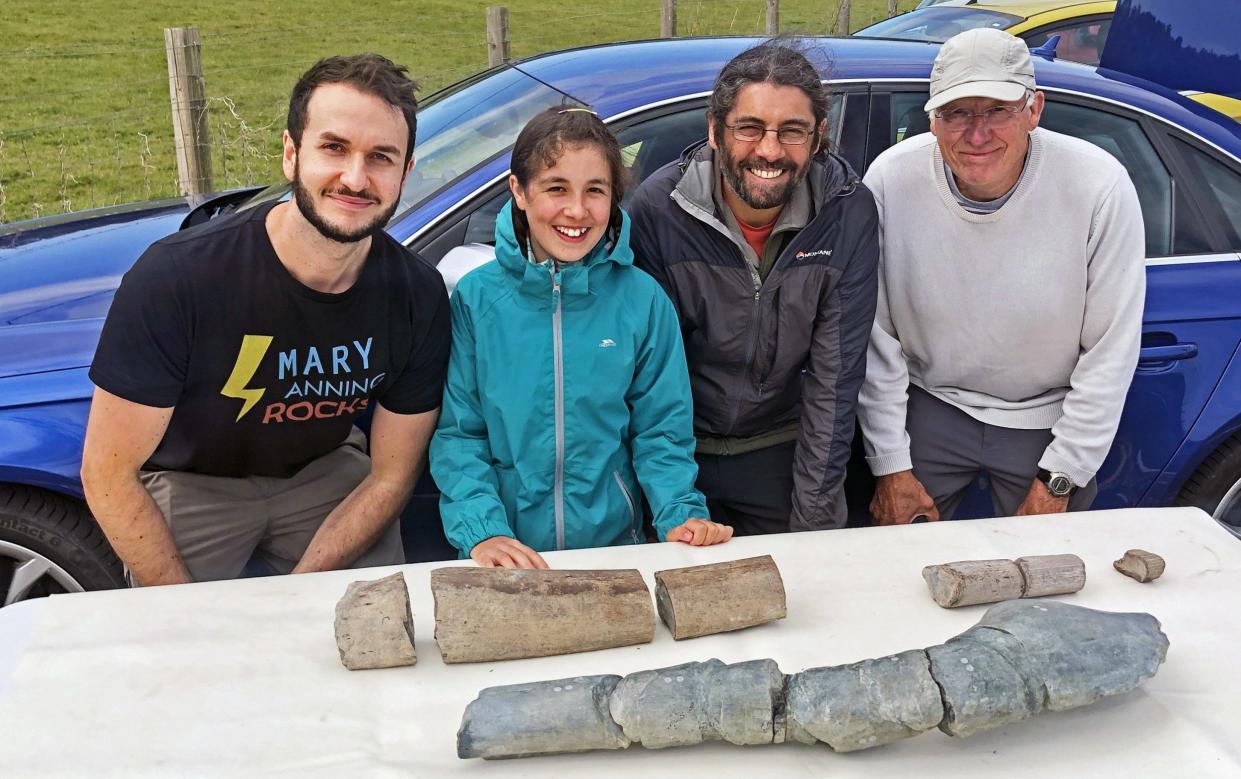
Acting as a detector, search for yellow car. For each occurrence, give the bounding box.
[1180,91,1241,123]
[855,1,1240,121]
[857,1,1115,64]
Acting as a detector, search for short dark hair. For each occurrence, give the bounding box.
[287,53,420,167]
[509,106,629,256]
[708,38,831,146]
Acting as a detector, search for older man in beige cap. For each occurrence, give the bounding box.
[857,28,1146,524]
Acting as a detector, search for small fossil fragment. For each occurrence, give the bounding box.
[457,601,1168,760]
[1113,549,1166,582]
[654,555,787,640]
[334,572,416,671]
[922,553,1085,608]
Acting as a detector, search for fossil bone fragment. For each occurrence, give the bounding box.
[456,675,630,759]
[785,649,944,751]
[430,567,655,663]
[333,572,417,671]
[654,555,787,640]
[1113,549,1166,582]
[922,553,1086,608]
[610,659,784,748]
[457,601,1167,760]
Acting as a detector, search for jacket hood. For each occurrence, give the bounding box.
[675,139,860,213]
[494,199,634,298]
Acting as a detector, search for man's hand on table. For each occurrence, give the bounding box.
[471,536,549,569]
[664,518,733,546]
[871,470,940,525]
[1014,479,1071,516]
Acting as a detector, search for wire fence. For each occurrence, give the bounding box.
[0,0,915,225]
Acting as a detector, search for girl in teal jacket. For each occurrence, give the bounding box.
[430,107,732,568]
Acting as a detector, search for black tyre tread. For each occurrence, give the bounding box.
[0,484,125,591]
[1174,433,1241,515]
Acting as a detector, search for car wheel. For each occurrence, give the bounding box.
[1175,435,1241,539]
[0,485,125,606]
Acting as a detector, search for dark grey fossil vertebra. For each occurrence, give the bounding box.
[457,601,1168,759]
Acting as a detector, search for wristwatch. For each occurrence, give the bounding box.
[1036,468,1077,498]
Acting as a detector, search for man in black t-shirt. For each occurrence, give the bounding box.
[81,54,450,586]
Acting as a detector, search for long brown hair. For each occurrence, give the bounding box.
[509,106,628,257]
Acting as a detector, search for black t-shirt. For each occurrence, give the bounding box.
[89,201,451,478]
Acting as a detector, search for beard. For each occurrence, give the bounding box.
[717,140,810,212]
[291,163,399,244]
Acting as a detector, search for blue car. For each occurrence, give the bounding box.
[2,32,1240,605]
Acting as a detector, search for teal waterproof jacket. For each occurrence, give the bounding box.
[430,202,708,556]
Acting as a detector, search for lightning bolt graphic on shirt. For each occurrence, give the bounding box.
[220,335,273,421]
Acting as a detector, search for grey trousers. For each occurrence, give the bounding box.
[908,387,1097,520]
[136,427,404,584]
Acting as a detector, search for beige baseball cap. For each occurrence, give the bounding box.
[924,27,1036,112]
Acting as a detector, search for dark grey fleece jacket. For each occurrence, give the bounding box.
[629,142,879,531]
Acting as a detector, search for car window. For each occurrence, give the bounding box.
[891,92,932,144]
[396,68,583,217]
[1173,139,1241,250]
[881,92,1174,257]
[1038,101,1172,256]
[615,109,709,192]
[1022,19,1111,66]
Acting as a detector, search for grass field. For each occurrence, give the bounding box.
[0,0,916,224]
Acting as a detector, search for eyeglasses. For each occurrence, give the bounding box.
[725,123,814,145]
[933,96,1033,131]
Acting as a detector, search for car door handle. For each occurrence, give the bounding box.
[1138,343,1198,363]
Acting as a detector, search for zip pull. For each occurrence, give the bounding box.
[550,263,562,297]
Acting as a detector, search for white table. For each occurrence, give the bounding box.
[1,507,1238,777]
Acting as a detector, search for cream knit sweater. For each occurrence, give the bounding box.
[858,128,1146,487]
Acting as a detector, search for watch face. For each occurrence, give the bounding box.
[1048,475,1073,496]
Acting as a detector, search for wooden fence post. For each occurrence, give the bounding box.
[889,0,898,17]
[835,0,852,35]
[661,0,677,38]
[164,27,213,201]
[486,7,511,67]
[766,0,779,35]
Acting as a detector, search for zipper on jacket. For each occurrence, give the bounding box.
[728,284,763,431]
[756,286,782,393]
[613,471,640,544]
[551,264,567,551]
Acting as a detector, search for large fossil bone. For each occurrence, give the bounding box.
[457,601,1168,759]
[654,555,787,640]
[431,567,655,663]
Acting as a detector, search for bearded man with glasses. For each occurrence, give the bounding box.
[858,28,1145,524]
[630,39,880,536]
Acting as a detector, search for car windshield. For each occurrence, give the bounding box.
[855,8,1023,41]
[237,66,580,216]
[395,67,582,214]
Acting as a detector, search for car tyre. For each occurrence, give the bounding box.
[1175,435,1241,538]
[0,484,125,605]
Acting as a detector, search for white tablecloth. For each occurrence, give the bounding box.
[1,507,1238,777]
